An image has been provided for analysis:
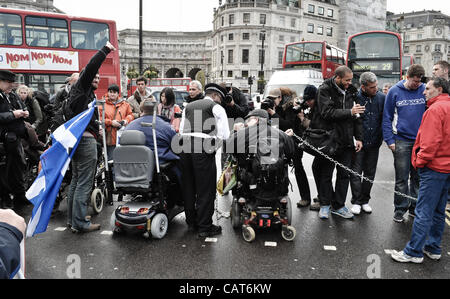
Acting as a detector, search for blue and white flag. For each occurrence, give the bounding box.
[26,100,97,238]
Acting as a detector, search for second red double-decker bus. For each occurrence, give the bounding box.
[283,41,347,79]
[347,31,403,88]
[0,8,120,98]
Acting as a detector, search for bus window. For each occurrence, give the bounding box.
[338,51,345,65]
[71,21,109,50]
[326,46,332,61]
[25,16,68,48]
[28,74,67,96]
[0,13,22,45]
[331,48,338,63]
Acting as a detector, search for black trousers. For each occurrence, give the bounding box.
[315,149,353,210]
[293,149,311,202]
[180,152,217,232]
[350,146,380,205]
[4,138,27,198]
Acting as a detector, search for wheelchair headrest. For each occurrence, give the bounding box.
[119,130,146,146]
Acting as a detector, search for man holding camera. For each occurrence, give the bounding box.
[220,83,250,121]
[99,84,134,159]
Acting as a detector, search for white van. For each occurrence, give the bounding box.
[263,69,324,99]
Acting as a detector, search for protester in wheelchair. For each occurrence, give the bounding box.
[110,99,183,239]
[223,109,297,242]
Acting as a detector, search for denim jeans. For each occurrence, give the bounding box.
[393,139,419,216]
[67,136,97,230]
[350,146,380,205]
[403,167,450,257]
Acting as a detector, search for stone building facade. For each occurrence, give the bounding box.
[0,0,63,13]
[118,29,212,90]
[387,10,450,77]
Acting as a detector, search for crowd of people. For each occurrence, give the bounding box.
[0,40,449,277]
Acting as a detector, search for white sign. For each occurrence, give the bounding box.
[0,47,79,72]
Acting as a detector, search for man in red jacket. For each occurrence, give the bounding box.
[391,77,450,263]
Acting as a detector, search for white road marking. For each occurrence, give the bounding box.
[324,245,337,251]
[264,242,277,247]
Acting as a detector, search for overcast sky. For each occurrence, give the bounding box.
[53,0,450,32]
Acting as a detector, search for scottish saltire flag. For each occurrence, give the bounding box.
[25,100,97,237]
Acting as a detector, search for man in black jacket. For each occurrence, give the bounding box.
[0,70,29,210]
[310,66,365,220]
[66,41,116,234]
[185,80,204,104]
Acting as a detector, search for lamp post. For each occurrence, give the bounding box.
[139,0,143,75]
[221,51,224,83]
[259,29,266,94]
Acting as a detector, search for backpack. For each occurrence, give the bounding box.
[49,99,76,132]
[250,136,288,201]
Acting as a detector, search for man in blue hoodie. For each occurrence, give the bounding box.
[382,64,426,223]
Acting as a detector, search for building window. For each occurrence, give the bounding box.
[318,25,323,35]
[229,14,235,25]
[404,46,409,53]
[278,51,284,65]
[291,18,296,28]
[279,35,284,42]
[318,7,325,15]
[242,49,249,63]
[221,16,224,26]
[405,35,410,41]
[415,57,421,64]
[435,44,442,52]
[290,36,296,42]
[416,45,421,53]
[228,70,233,78]
[308,4,315,13]
[279,16,285,26]
[433,55,442,64]
[307,24,314,33]
[243,13,250,24]
[228,33,234,41]
[326,27,333,36]
[328,9,334,18]
[242,32,250,40]
[221,35,224,42]
[260,14,266,25]
[228,49,233,63]
[242,70,249,78]
[417,33,422,40]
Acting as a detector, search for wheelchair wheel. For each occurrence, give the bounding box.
[281,225,296,242]
[230,199,242,229]
[91,188,104,215]
[286,196,293,225]
[242,225,256,243]
[151,213,168,239]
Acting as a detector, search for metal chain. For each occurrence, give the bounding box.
[214,134,418,222]
[293,134,417,201]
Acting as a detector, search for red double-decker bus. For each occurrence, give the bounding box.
[0,8,120,98]
[347,31,403,88]
[283,41,346,79]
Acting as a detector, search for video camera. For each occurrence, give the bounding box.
[261,98,275,111]
[224,82,234,104]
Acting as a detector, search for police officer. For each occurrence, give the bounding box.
[178,83,230,237]
[0,70,29,209]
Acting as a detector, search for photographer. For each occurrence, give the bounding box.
[293,85,318,209]
[261,88,293,131]
[219,83,250,120]
[98,84,134,160]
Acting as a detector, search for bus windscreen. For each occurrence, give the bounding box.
[348,33,400,60]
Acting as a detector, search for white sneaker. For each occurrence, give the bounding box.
[423,249,441,260]
[391,250,423,264]
[351,204,361,215]
[362,204,372,214]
